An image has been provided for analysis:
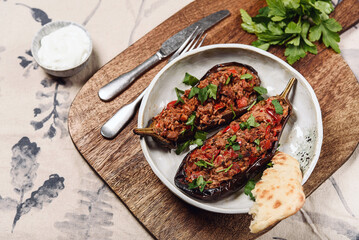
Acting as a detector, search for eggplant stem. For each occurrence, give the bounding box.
[133,127,155,135]
[280,77,297,99]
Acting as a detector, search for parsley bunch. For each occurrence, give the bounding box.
[240,0,342,64]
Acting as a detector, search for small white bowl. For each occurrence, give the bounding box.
[31,21,93,77]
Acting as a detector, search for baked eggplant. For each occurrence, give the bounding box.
[174,78,296,201]
[134,62,261,148]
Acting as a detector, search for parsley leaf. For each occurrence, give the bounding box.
[175,130,208,155]
[188,87,200,99]
[195,159,214,168]
[183,72,199,86]
[207,84,218,100]
[225,135,240,151]
[253,86,268,95]
[194,130,208,141]
[247,100,256,111]
[198,87,209,104]
[186,112,196,131]
[225,73,233,85]
[175,140,191,155]
[247,114,260,128]
[240,73,253,80]
[309,18,342,53]
[230,104,236,119]
[271,99,283,114]
[188,176,212,192]
[175,88,184,104]
[244,179,256,201]
[232,144,241,151]
[240,9,267,34]
[189,84,218,104]
[254,139,261,151]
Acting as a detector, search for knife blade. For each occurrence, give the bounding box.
[159,9,230,56]
[98,9,230,101]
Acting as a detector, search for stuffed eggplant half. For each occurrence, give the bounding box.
[174,78,296,201]
[134,62,261,148]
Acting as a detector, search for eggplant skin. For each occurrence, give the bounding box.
[134,62,261,149]
[174,100,292,202]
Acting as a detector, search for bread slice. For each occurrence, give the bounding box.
[249,151,305,233]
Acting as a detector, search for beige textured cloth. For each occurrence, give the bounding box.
[0,0,358,239]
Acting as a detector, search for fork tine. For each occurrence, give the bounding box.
[197,33,207,48]
[188,31,204,51]
[169,26,199,62]
[182,29,202,53]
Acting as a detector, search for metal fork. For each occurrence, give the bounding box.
[101,29,207,139]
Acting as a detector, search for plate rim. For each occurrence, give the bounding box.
[137,43,323,214]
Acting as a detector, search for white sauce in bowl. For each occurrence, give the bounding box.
[38,25,91,70]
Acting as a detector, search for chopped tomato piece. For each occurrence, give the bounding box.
[214,103,225,110]
[231,122,240,132]
[214,155,224,166]
[266,108,281,123]
[237,98,248,108]
[248,155,257,165]
[272,125,282,136]
[222,126,231,133]
[228,68,237,74]
[262,140,272,150]
[201,145,211,151]
[166,100,177,109]
[265,125,271,139]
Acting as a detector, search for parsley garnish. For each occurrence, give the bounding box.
[240,114,260,129]
[188,176,212,192]
[271,99,283,114]
[247,100,256,111]
[230,104,236,119]
[207,84,218,100]
[257,95,264,102]
[247,114,260,128]
[225,135,241,151]
[175,130,208,155]
[175,141,191,155]
[183,73,199,86]
[225,73,233,85]
[254,138,261,151]
[244,179,256,201]
[253,86,267,95]
[240,0,342,65]
[188,87,199,99]
[195,159,214,168]
[216,164,233,173]
[186,112,196,131]
[187,84,218,104]
[247,87,268,111]
[175,87,184,104]
[240,73,253,80]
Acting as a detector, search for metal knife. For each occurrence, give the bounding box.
[98,9,230,101]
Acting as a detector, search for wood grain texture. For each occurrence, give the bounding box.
[68,0,359,239]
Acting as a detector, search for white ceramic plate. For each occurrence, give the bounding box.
[138,44,323,214]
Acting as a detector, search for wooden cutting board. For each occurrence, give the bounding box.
[68,0,359,239]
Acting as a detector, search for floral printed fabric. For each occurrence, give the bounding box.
[0,0,358,239]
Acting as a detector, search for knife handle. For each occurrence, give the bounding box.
[98,51,163,101]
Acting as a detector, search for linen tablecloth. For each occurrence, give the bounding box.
[0,0,358,239]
